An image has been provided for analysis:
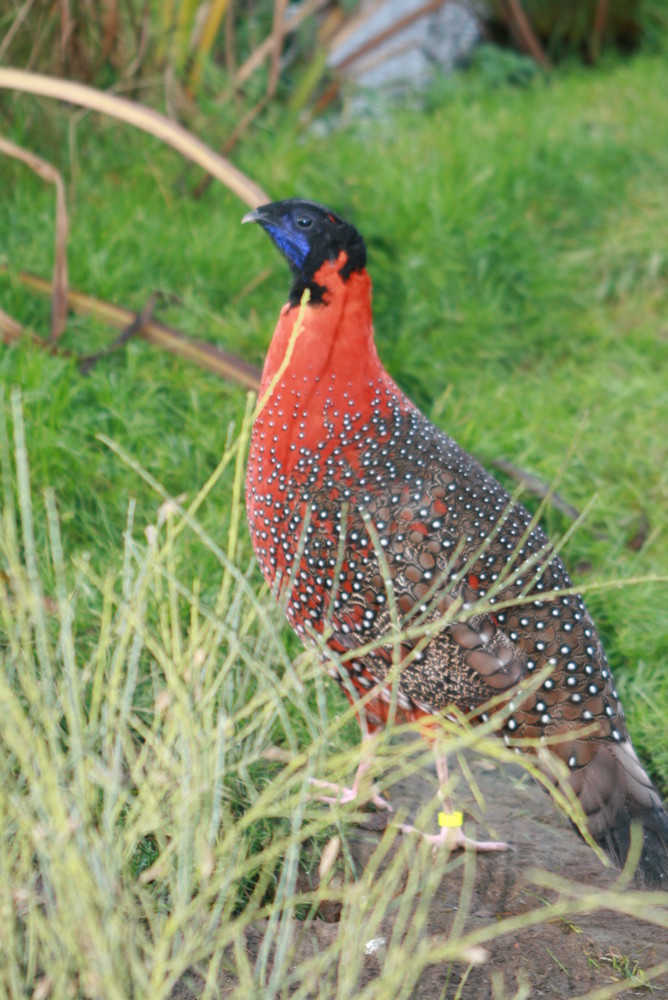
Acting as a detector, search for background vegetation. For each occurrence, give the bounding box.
[1,1,668,996]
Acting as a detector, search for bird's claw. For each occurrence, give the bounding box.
[308,777,393,811]
[397,820,509,854]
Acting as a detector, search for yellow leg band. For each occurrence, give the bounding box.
[438,810,463,828]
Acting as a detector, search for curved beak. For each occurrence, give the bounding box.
[242,205,269,225]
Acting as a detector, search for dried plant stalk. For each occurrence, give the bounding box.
[0,306,25,343]
[187,0,232,96]
[497,0,551,69]
[267,0,289,99]
[3,267,262,390]
[0,68,269,207]
[0,134,68,341]
[235,0,330,87]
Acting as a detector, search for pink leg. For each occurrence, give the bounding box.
[309,734,392,811]
[398,753,509,852]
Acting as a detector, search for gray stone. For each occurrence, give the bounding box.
[328,0,481,92]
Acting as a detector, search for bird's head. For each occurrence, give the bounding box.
[242,198,367,305]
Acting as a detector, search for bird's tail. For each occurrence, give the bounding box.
[570,738,668,888]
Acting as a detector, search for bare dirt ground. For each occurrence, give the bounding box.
[175,757,668,999]
[341,759,668,998]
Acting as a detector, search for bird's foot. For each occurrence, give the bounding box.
[397,818,509,854]
[308,776,393,811]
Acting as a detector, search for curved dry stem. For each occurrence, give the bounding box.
[0,68,269,207]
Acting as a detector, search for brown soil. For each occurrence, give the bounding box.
[175,757,668,999]
[343,759,668,998]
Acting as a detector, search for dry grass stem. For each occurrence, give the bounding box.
[0,68,268,207]
[0,134,68,340]
[1,267,262,388]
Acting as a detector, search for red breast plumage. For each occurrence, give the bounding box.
[244,198,668,887]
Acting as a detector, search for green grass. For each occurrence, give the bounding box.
[2,50,667,779]
[2,394,667,998]
[1,43,668,996]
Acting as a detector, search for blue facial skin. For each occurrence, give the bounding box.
[265,221,310,272]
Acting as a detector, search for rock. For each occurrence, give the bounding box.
[328,0,481,92]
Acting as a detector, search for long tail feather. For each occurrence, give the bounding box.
[572,739,668,888]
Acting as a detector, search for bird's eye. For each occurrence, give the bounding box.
[296,215,313,229]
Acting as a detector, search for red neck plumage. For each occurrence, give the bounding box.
[255,255,397,468]
[259,258,381,391]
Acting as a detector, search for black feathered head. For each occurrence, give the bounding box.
[243,198,367,305]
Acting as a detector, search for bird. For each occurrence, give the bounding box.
[243,197,668,888]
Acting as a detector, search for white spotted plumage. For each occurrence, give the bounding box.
[244,197,668,886]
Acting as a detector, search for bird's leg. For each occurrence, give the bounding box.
[308,732,393,811]
[398,752,509,852]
